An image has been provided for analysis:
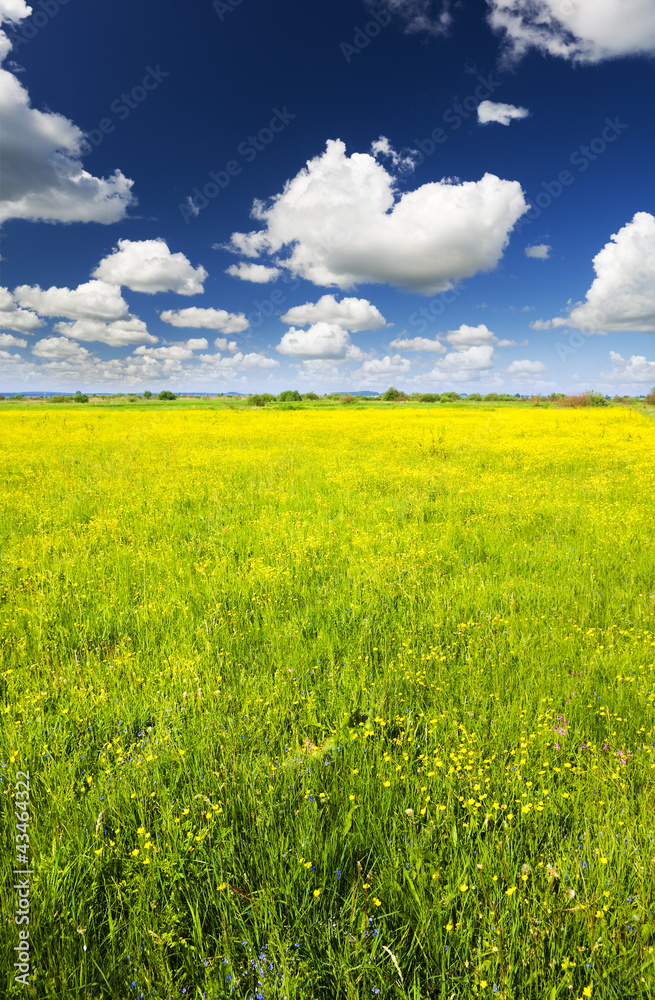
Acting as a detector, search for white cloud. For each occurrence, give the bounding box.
[227,139,528,295]
[276,323,352,359]
[0,5,134,225]
[0,286,42,332]
[388,336,446,352]
[225,262,281,283]
[530,319,553,330]
[295,359,343,381]
[446,323,496,347]
[506,358,548,375]
[185,338,208,350]
[197,351,280,370]
[0,331,26,347]
[366,0,453,36]
[487,0,655,63]
[14,279,129,321]
[525,244,550,259]
[604,351,655,383]
[431,344,496,380]
[370,135,417,173]
[281,294,386,332]
[213,337,238,352]
[478,100,529,126]
[53,317,157,347]
[31,336,91,361]
[549,213,655,333]
[160,306,249,334]
[134,344,197,362]
[93,239,207,296]
[355,354,412,377]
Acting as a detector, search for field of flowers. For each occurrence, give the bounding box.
[1,405,654,999]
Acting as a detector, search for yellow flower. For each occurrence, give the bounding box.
[217,882,227,890]
[506,886,517,896]
[313,889,321,897]
[459,883,469,892]
[373,897,382,906]
[445,923,453,932]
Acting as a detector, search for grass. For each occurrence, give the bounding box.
[0,405,654,999]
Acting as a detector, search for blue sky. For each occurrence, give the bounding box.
[1,0,654,394]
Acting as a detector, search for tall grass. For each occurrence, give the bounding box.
[0,406,654,999]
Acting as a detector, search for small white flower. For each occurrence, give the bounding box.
[405,808,413,817]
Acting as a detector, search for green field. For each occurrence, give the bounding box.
[1,405,654,999]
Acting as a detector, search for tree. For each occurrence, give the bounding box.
[419,393,440,402]
[158,390,177,400]
[644,387,655,405]
[143,390,153,399]
[302,392,319,401]
[278,389,302,402]
[467,393,482,401]
[249,394,265,407]
[382,386,406,401]
[73,392,89,403]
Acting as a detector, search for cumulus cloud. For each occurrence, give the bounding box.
[53,317,157,347]
[445,323,496,347]
[388,336,446,352]
[486,0,655,63]
[355,354,412,377]
[213,337,238,351]
[0,4,134,225]
[281,294,386,332]
[370,135,417,173]
[530,319,553,330]
[525,244,551,259]
[0,331,26,347]
[225,262,281,283]
[604,351,655,383]
[478,100,529,126]
[93,239,207,296]
[134,344,198,362]
[365,0,453,36]
[197,351,280,370]
[276,323,352,359]
[14,279,129,321]
[185,338,208,351]
[547,213,655,333]
[31,336,91,361]
[430,344,496,381]
[0,286,43,332]
[506,358,548,375]
[160,306,249,334]
[226,139,528,295]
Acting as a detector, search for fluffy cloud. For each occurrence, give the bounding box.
[0,4,133,225]
[525,244,551,259]
[604,351,655,383]
[365,0,453,35]
[530,319,553,330]
[370,136,417,173]
[355,354,412,377]
[213,337,238,351]
[225,262,281,283]
[31,337,91,361]
[53,317,157,347]
[134,344,198,362]
[281,294,386,332]
[486,0,655,63]
[0,286,42,332]
[446,324,495,347]
[93,239,207,296]
[506,358,548,375]
[160,306,249,334]
[547,213,655,333]
[14,279,129,321]
[478,100,529,126]
[226,139,528,295]
[276,323,352,359]
[197,351,279,370]
[388,336,446,352]
[431,344,496,381]
[0,331,26,347]
[185,338,208,351]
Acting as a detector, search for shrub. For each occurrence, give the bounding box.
[158,390,177,401]
[467,393,482,402]
[440,392,462,402]
[249,394,265,407]
[278,390,302,402]
[74,393,89,403]
[556,391,609,409]
[302,392,319,401]
[645,388,655,405]
[382,386,407,401]
[143,390,153,399]
[419,393,440,403]
[340,393,355,404]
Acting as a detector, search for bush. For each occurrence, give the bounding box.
[467,393,482,402]
[419,393,440,403]
[74,393,89,403]
[340,393,355,404]
[382,386,407,401]
[143,390,153,399]
[440,392,462,402]
[645,388,655,405]
[302,392,319,401]
[555,391,609,409]
[158,390,177,401]
[249,394,265,407]
[278,390,302,402]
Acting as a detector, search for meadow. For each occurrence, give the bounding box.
[1,404,654,1000]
